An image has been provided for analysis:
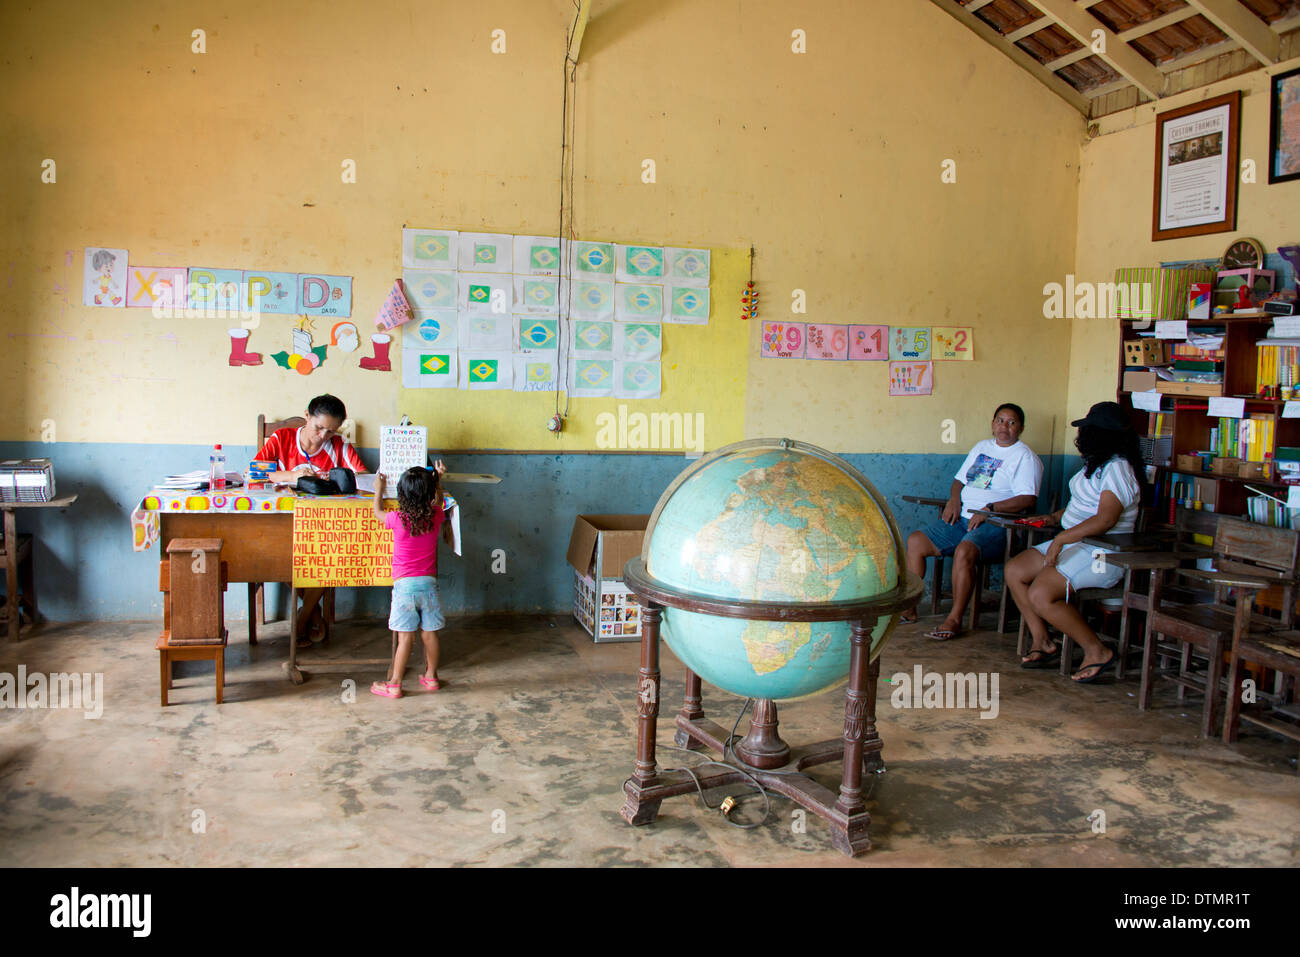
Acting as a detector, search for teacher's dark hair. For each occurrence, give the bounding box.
[308,394,347,421]
[1075,423,1148,491]
[993,403,1025,428]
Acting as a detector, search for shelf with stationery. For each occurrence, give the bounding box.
[1117,312,1300,526]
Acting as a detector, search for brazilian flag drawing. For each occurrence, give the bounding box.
[468,284,491,305]
[529,245,559,270]
[413,233,450,262]
[526,361,553,384]
[469,358,499,384]
[420,354,451,377]
[474,243,497,265]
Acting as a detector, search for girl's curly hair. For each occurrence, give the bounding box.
[396,467,442,537]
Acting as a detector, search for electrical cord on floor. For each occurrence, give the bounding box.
[625,697,873,831]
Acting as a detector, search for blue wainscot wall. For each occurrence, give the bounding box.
[0,441,1066,623]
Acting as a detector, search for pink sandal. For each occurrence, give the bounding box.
[419,675,441,691]
[370,680,402,699]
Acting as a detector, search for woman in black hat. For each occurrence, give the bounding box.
[1005,401,1146,682]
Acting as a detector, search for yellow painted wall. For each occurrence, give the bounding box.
[1069,71,1300,425]
[2,0,1082,455]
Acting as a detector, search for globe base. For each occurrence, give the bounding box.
[732,698,791,770]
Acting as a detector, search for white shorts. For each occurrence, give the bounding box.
[1033,540,1124,591]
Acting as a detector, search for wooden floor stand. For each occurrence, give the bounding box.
[621,605,885,857]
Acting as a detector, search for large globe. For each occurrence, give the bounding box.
[644,439,904,701]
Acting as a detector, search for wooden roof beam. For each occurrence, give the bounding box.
[1034,0,1165,98]
[1183,0,1279,65]
[929,0,1090,114]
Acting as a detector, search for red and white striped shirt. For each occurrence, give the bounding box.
[256,427,367,476]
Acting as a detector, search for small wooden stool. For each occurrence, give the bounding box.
[158,538,228,706]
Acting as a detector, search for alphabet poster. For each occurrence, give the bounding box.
[378,425,428,484]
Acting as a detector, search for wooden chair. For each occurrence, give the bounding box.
[1223,626,1300,770]
[158,538,228,706]
[252,414,334,642]
[901,495,1029,632]
[1140,517,1300,738]
[1105,509,1217,679]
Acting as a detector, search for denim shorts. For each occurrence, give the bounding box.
[918,517,1007,563]
[388,576,445,632]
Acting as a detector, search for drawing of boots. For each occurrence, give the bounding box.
[228,328,264,366]
[359,333,392,371]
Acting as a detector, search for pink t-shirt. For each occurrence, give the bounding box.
[383,506,446,580]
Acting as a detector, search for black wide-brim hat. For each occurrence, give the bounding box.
[1071,401,1129,431]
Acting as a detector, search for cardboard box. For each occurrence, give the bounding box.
[1123,370,1158,392]
[566,514,650,643]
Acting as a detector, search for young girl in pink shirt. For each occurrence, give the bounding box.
[370,462,453,699]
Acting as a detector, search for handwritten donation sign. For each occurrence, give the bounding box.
[379,424,427,484]
[292,500,393,587]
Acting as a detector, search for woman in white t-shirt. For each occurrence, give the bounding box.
[1007,401,1146,683]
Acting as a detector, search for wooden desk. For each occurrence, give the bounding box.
[2,495,78,642]
[1081,531,1176,552]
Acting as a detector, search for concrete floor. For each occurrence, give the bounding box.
[0,611,1296,867]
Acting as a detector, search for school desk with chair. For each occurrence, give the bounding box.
[130,485,461,691]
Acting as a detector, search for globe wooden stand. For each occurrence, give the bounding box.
[620,557,924,857]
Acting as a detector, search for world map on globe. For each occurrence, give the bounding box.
[645,443,902,701]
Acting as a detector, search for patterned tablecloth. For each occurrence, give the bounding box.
[130,488,458,552]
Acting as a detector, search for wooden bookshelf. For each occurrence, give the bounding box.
[1117,313,1300,522]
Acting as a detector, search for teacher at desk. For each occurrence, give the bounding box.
[256,393,368,647]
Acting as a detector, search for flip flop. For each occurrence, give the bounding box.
[418,675,441,691]
[370,680,402,699]
[926,627,960,641]
[1020,646,1060,669]
[898,613,918,624]
[1072,654,1117,684]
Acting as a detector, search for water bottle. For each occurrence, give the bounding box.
[209,444,226,491]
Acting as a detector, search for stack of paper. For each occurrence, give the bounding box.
[161,470,243,490]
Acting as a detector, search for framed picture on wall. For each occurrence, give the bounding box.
[1151,90,1240,242]
[1269,66,1300,184]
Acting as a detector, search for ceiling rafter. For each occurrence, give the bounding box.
[1183,0,1280,65]
[930,0,1091,113]
[1033,0,1165,98]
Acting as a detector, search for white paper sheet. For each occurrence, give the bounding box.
[402,228,458,270]
[403,269,458,313]
[513,355,559,392]
[664,285,710,324]
[616,244,666,283]
[513,276,559,314]
[615,283,665,321]
[571,319,614,357]
[514,315,559,353]
[513,235,562,276]
[1155,320,1188,339]
[568,358,614,397]
[459,272,513,315]
[1131,390,1162,412]
[1207,396,1245,418]
[460,352,513,390]
[400,339,458,389]
[664,247,710,287]
[406,309,457,350]
[458,232,513,274]
[615,322,662,361]
[614,360,661,399]
[567,279,615,320]
[1283,400,1300,419]
[459,312,513,351]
